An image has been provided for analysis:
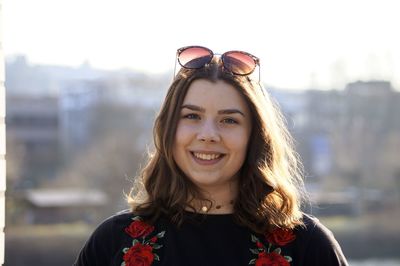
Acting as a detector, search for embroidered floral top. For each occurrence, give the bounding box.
[74,211,348,266]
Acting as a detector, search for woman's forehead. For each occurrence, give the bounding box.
[182,79,249,111]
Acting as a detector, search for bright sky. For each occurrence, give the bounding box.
[2,0,399,90]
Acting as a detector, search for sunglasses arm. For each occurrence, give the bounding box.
[172,53,178,80]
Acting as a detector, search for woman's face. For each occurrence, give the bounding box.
[172,79,252,191]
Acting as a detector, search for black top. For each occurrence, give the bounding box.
[74,210,348,266]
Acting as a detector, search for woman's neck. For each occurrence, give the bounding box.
[191,179,239,214]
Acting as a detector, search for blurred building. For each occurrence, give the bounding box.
[59,81,99,164]
[23,189,108,224]
[6,57,400,218]
[271,81,400,216]
[5,55,106,96]
[6,96,60,187]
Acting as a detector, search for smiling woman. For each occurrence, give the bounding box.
[74,46,348,266]
[172,79,252,205]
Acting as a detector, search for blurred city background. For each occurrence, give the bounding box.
[4,55,400,265]
[3,0,400,265]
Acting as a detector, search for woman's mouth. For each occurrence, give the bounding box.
[191,152,225,165]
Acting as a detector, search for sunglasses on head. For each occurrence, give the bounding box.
[174,45,260,81]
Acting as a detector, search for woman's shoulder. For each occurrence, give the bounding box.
[293,213,348,266]
[73,210,139,266]
[89,209,136,234]
[101,209,136,225]
[295,213,338,244]
[297,213,329,232]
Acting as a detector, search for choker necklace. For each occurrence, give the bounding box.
[201,200,234,213]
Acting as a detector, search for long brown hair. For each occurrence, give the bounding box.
[128,59,305,233]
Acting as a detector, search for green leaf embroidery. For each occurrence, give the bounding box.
[251,234,259,243]
[132,239,140,246]
[152,244,163,249]
[132,216,141,221]
[285,256,293,262]
[122,247,130,253]
[249,248,260,255]
[157,231,166,238]
[121,261,126,266]
[248,258,256,264]
[154,253,160,261]
[273,247,282,254]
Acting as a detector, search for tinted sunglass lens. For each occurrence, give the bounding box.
[178,47,213,69]
[223,52,257,75]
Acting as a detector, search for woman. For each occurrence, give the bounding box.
[75,46,348,266]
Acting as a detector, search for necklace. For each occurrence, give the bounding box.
[201,200,234,213]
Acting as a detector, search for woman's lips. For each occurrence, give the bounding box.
[190,151,225,165]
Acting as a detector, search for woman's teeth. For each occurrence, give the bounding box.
[193,152,222,161]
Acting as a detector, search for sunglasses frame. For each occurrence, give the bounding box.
[174,45,261,82]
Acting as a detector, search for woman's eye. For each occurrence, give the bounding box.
[222,118,238,124]
[183,113,200,120]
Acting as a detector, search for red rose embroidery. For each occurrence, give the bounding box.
[266,228,296,246]
[125,220,155,238]
[249,233,293,265]
[255,252,290,266]
[256,241,263,248]
[123,216,165,265]
[123,243,154,266]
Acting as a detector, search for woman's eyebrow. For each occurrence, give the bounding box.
[181,104,245,117]
[181,104,205,112]
[218,109,245,117]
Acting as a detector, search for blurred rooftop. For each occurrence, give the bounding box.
[25,189,108,207]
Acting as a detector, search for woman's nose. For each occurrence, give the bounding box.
[196,120,221,143]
